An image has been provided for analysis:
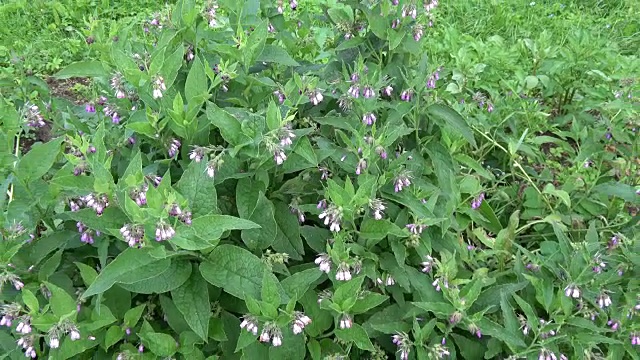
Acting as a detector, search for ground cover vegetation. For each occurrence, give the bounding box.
[0,0,639,359]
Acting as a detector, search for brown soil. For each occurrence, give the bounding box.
[45,77,90,105]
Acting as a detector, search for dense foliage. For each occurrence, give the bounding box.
[1,0,639,359]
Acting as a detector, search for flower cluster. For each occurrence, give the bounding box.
[205,1,219,27]
[392,333,412,360]
[155,221,175,241]
[24,103,46,128]
[77,222,100,244]
[394,171,412,192]
[291,312,312,334]
[169,203,192,225]
[120,224,145,247]
[259,322,283,347]
[78,193,110,216]
[129,184,148,206]
[319,203,343,232]
[168,138,181,158]
[369,199,386,220]
[152,76,167,99]
[110,73,126,99]
[314,253,332,273]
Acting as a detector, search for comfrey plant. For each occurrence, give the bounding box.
[0,0,639,359]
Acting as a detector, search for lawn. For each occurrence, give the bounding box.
[0,0,638,359]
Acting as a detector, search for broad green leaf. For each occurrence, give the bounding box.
[185,56,208,104]
[236,179,277,250]
[272,201,305,260]
[281,268,324,301]
[332,276,365,309]
[268,330,306,359]
[54,61,109,79]
[350,293,389,314]
[477,318,527,350]
[82,248,167,299]
[44,282,77,319]
[193,214,261,239]
[334,323,374,351]
[114,259,171,285]
[426,104,477,147]
[177,161,218,216]
[593,182,640,204]
[172,266,211,340]
[124,304,146,328]
[141,332,178,357]
[411,302,456,317]
[38,248,64,281]
[21,289,39,313]
[15,137,64,182]
[118,259,192,294]
[161,46,185,88]
[257,44,300,66]
[261,271,281,307]
[75,262,98,287]
[200,245,287,302]
[359,218,405,240]
[207,102,251,146]
[104,325,124,349]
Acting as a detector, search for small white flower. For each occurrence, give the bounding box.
[50,337,60,349]
[339,314,352,329]
[271,334,282,346]
[70,330,81,341]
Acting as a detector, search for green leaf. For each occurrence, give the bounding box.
[593,182,640,204]
[118,259,192,294]
[451,334,485,360]
[426,104,477,147]
[176,161,218,216]
[172,266,211,341]
[257,44,300,66]
[185,56,209,105]
[281,268,324,301]
[272,202,305,260]
[54,61,109,79]
[200,245,287,302]
[38,248,64,281]
[161,46,185,89]
[236,179,277,250]
[124,304,146,328]
[332,276,365,309]
[293,137,318,166]
[207,102,251,146]
[104,325,124,349]
[82,248,167,299]
[235,329,257,352]
[359,218,405,240]
[351,293,389,314]
[269,330,306,359]
[335,323,374,351]
[15,137,64,182]
[75,262,98,287]
[193,214,261,239]
[21,289,39,313]
[411,302,456,317]
[141,332,178,357]
[477,318,527,350]
[44,282,77,319]
[261,271,281,307]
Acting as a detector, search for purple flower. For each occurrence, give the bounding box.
[471,192,485,209]
[362,112,376,125]
[168,138,181,158]
[85,103,96,113]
